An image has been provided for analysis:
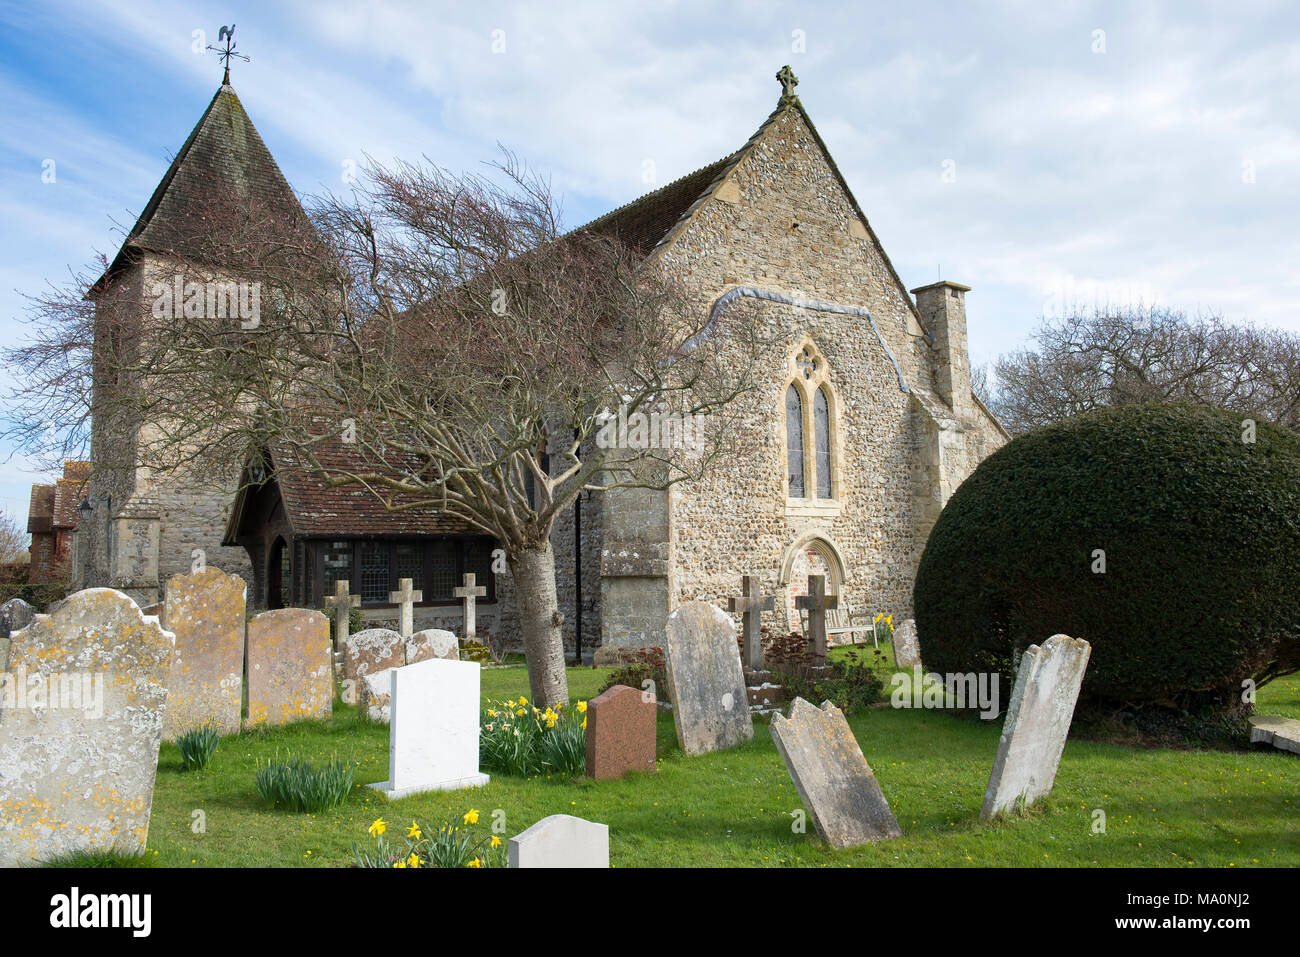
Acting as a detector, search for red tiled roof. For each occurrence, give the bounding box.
[27,484,54,534]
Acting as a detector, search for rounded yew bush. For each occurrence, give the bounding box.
[914,404,1300,714]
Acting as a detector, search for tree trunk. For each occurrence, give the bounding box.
[511,541,570,707]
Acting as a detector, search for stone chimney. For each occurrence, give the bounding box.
[911,281,972,416]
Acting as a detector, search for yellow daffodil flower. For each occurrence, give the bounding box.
[490,836,502,848]
[407,853,421,869]
[576,701,587,713]
[407,822,421,840]
[463,809,480,825]
[468,857,483,868]
[368,818,387,838]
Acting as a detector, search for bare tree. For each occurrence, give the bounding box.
[4,154,768,706]
[991,307,1300,435]
[0,511,29,566]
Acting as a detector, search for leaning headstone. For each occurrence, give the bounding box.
[585,684,656,780]
[343,628,405,705]
[664,601,753,756]
[770,697,902,848]
[406,628,459,664]
[369,659,489,799]
[508,814,609,868]
[0,597,35,641]
[161,567,246,740]
[892,619,922,669]
[1249,715,1300,755]
[0,588,174,866]
[359,668,395,723]
[981,633,1091,819]
[244,608,333,729]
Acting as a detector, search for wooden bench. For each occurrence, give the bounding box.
[797,606,880,648]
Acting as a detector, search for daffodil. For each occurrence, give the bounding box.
[368,818,387,838]
[394,859,406,868]
[490,836,502,848]
[463,809,480,825]
[407,822,421,840]
[406,853,421,869]
[468,857,482,868]
[517,695,528,705]
[576,700,587,713]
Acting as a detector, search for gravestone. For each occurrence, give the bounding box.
[406,628,460,664]
[508,814,609,868]
[664,601,753,756]
[1249,715,1300,755]
[892,619,922,669]
[981,633,1091,819]
[359,668,395,723]
[343,628,405,705]
[728,575,774,671]
[0,588,174,867]
[585,684,656,780]
[770,697,902,848]
[389,578,422,639]
[244,608,333,729]
[0,597,35,641]
[161,566,246,740]
[795,575,838,661]
[454,573,487,639]
[369,659,489,799]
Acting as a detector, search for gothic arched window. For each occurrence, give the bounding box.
[786,384,805,498]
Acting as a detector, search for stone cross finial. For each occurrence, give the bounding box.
[728,575,775,671]
[776,65,799,99]
[389,577,423,639]
[324,580,360,651]
[795,574,838,661]
[454,573,488,640]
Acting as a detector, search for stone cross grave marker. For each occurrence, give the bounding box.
[795,574,838,661]
[664,601,753,756]
[369,658,489,799]
[323,580,360,651]
[981,634,1091,819]
[770,697,902,848]
[161,566,247,740]
[0,588,174,867]
[343,628,405,705]
[728,574,774,671]
[585,684,657,780]
[454,573,487,640]
[244,608,333,728]
[892,618,922,669]
[389,577,422,639]
[508,814,609,868]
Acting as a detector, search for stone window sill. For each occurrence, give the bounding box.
[784,498,842,519]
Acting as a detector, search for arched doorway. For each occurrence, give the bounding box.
[777,534,848,633]
[267,536,290,609]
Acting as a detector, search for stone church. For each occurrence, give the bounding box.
[72,66,1006,655]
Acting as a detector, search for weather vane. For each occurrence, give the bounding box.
[207,24,250,84]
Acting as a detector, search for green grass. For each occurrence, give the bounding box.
[139,664,1299,868]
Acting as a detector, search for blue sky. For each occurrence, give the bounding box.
[2,0,1298,521]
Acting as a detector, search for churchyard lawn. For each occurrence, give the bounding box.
[136,660,1299,868]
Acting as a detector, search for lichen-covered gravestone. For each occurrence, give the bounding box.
[406,628,459,664]
[770,697,902,848]
[369,658,489,799]
[0,589,174,866]
[981,633,1091,819]
[0,597,35,642]
[891,619,922,669]
[359,669,395,723]
[508,814,609,868]
[161,566,246,740]
[244,608,333,729]
[343,628,405,705]
[585,684,656,780]
[664,601,753,756]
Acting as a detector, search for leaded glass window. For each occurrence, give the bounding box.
[814,386,831,498]
[358,542,389,602]
[786,384,805,498]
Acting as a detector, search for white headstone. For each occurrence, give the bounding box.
[508,814,609,868]
[368,658,489,799]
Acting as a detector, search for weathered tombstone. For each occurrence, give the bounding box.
[795,575,838,661]
[585,684,656,780]
[343,628,405,705]
[892,618,922,669]
[323,580,360,652]
[0,589,174,866]
[0,597,36,641]
[359,668,395,723]
[369,659,489,798]
[161,566,246,740]
[981,634,1091,819]
[508,814,609,868]
[1248,715,1300,755]
[770,697,902,848]
[453,573,487,640]
[728,575,774,671]
[389,578,422,639]
[664,601,753,756]
[406,628,459,664]
[244,608,333,728]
